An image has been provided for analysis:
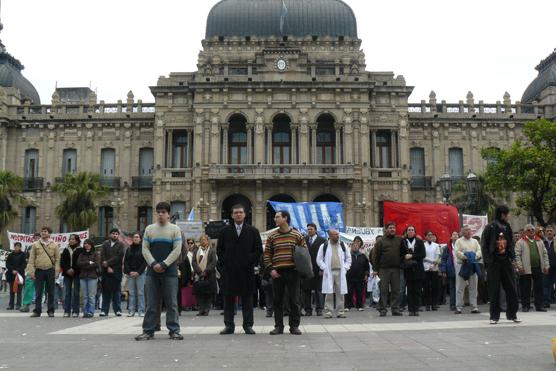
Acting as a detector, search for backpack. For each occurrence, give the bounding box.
[322,241,347,261]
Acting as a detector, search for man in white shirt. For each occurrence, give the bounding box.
[423,231,441,311]
[454,225,482,314]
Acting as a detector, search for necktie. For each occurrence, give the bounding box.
[237,225,242,236]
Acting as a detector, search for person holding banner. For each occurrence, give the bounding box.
[27,227,61,318]
[6,242,26,310]
[371,222,403,317]
[264,210,306,335]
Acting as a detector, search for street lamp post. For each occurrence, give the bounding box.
[440,172,452,203]
[466,171,479,215]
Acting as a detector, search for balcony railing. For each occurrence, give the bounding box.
[410,176,433,190]
[23,177,44,191]
[132,176,153,189]
[208,164,354,180]
[99,176,121,189]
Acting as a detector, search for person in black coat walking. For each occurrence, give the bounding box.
[217,204,262,335]
[301,223,327,316]
[6,242,27,310]
[400,226,426,316]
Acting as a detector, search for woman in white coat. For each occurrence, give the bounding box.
[316,229,352,318]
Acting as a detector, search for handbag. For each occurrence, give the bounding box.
[293,245,314,279]
[193,277,215,295]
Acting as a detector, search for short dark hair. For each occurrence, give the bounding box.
[276,210,291,224]
[41,226,52,234]
[353,236,364,246]
[109,228,120,235]
[307,223,317,230]
[83,239,95,250]
[14,242,22,248]
[384,221,396,229]
[494,205,510,220]
[156,201,171,213]
[231,204,245,213]
[69,234,81,245]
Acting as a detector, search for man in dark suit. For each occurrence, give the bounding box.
[100,228,125,317]
[217,204,262,335]
[301,223,327,316]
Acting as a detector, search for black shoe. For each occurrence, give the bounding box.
[536,308,547,312]
[425,306,431,311]
[244,327,256,335]
[289,327,302,335]
[269,327,284,335]
[305,311,312,317]
[379,311,387,317]
[169,332,184,340]
[99,312,107,317]
[115,311,122,317]
[316,310,323,316]
[265,311,273,318]
[544,304,550,309]
[450,305,456,311]
[220,327,235,335]
[155,325,161,332]
[6,307,14,310]
[392,311,403,316]
[135,332,154,341]
[522,307,530,312]
[408,312,416,316]
[47,312,54,318]
[30,311,41,318]
[432,306,439,311]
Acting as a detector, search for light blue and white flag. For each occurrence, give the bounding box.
[268,201,344,237]
[187,207,196,221]
[280,0,288,35]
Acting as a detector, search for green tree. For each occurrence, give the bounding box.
[0,171,24,240]
[481,118,556,226]
[53,172,108,231]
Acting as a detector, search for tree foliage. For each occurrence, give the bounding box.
[481,119,556,226]
[0,171,24,238]
[53,172,108,231]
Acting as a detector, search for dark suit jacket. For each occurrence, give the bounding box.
[400,238,426,281]
[301,235,327,290]
[217,224,262,296]
[100,240,125,279]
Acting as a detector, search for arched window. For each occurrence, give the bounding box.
[228,114,248,165]
[272,114,291,166]
[316,114,336,164]
[448,147,464,180]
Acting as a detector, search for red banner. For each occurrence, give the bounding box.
[383,201,460,244]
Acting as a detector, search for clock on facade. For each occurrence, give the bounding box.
[276,58,287,71]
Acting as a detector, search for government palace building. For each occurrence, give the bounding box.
[1,0,555,237]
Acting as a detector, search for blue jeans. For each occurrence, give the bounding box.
[127,272,146,313]
[80,278,97,315]
[447,275,456,307]
[543,271,556,305]
[63,276,80,314]
[142,274,179,335]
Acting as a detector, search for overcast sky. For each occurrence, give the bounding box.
[3,0,555,104]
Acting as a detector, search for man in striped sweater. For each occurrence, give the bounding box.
[264,210,307,335]
[135,202,183,341]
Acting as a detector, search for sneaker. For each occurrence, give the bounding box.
[454,309,462,315]
[337,313,347,318]
[324,311,333,319]
[99,312,107,317]
[269,327,284,335]
[316,310,323,316]
[47,312,54,318]
[510,318,521,323]
[115,312,122,317]
[127,312,136,317]
[138,312,145,317]
[357,308,364,312]
[72,313,79,318]
[344,308,350,312]
[30,312,41,318]
[134,332,154,341]
[169,332,184,340]
[471,308,480,314]
[489,319,498,325]
[63,312,70,318]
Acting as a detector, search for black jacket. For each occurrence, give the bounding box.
[100,239,125,278]
[217,224,262,296]
[481,220,515,266]
[124,244,147,275]
[178,253,193,288]
[400,237,426,281]
[6,251,26,282]
[545,239,556,272]
[301,235,327,290]
[77,249,100,279]
[61,245,83,277]
[346,251,370,282]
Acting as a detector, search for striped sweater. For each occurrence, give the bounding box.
[264,228,306,270]
[142,222,182,277]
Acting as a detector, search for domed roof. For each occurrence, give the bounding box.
[0,52,40,104]
[205,0,358,39]
[522,49,556,104]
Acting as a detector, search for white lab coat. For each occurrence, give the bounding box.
[316,240,352,295]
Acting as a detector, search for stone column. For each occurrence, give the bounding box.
[247,124,254,164]
[310,124,317,164]
[166,130,173,168]
[188,128,194,168]
[291,125,298,164]
[335,127,341,164]
[299,122,309,164]
[266,125,273,164]
[371,130,377,167]
[344,123,353,164]
[193,122,203,166]
[210,122,220,164]
[360,124,370,166]
[390,131,397,168]
[222,126,229,164]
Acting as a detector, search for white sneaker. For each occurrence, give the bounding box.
[127,312,136,317]
[358,308,364,312]
[324,312,333,319]
[138,312,145,317]
[344,308,350,312]
[489,319,498,325]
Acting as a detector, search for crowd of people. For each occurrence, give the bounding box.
[2,203,556,339]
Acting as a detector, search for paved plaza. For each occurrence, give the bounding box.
[0,293,554,370]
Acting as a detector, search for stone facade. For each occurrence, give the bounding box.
[1,2,555,240]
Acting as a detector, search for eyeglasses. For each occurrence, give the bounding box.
[187,241,194,244]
